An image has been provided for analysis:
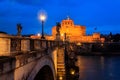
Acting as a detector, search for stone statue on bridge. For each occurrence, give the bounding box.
[56,22,61,40]
[17,23,22,36]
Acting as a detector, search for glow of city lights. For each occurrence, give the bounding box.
[37,33,41,36]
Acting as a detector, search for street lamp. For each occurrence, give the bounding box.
[39,13,46,39]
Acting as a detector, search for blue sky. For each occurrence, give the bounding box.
[0,0,120,35]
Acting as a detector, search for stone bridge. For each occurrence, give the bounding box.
[1,33,115,80]
[0,34,67,80]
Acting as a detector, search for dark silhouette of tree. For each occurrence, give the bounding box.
[0,31,7,34]
[113,33,120,42]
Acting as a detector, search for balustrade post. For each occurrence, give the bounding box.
[48,41,50,48]
[46,41,48,49]
[40,40,42,48]
[21,39,30,52]
[16,39,21,51]
[10,38,22,55]
[34,40,40,50]
[50,41,52,48]
[41,40,46,48]
[30,39,34,51]
[0,37,10,56]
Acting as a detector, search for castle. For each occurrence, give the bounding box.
[51,17,104,43]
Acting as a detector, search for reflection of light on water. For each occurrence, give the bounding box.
[76,56,81,67]
[109,73,113,77]
[76,56,81,80]
[100,56,105,70]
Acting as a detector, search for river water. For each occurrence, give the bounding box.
[76,55,120,80]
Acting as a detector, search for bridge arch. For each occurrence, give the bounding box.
[34,65,54,80]
[27,56,56,80]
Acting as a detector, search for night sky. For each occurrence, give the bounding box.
[0,0,120,35]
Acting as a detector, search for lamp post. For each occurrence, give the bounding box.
[39,14,46,39]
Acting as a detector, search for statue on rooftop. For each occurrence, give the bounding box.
[56,22,61,40]
[17,24,22,36]
[56,22,61,34]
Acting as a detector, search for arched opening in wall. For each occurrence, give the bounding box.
[34,65,54,80]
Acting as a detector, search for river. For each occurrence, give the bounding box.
[76,55,120,80]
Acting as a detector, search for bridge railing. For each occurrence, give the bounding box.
[0,36,64,56]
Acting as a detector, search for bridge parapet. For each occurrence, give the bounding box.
[0,35,64,56]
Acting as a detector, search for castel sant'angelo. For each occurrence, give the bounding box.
[31,17,105,43]
[51,17,104,43]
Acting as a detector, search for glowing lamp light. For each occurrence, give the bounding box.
[71,71,75,75]
[59,76,63,80]
[38,10,47,22]
[70,69,75,75]
[61,33,64,37]
[39,14,46,21]
[77,42,82,46]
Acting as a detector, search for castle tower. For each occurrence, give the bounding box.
[52,17,86,41]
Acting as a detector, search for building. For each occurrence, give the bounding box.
[52,17,104,43]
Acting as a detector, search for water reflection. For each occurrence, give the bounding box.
[77,56,120,80]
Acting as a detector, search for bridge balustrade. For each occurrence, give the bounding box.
[0,36,64,56]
